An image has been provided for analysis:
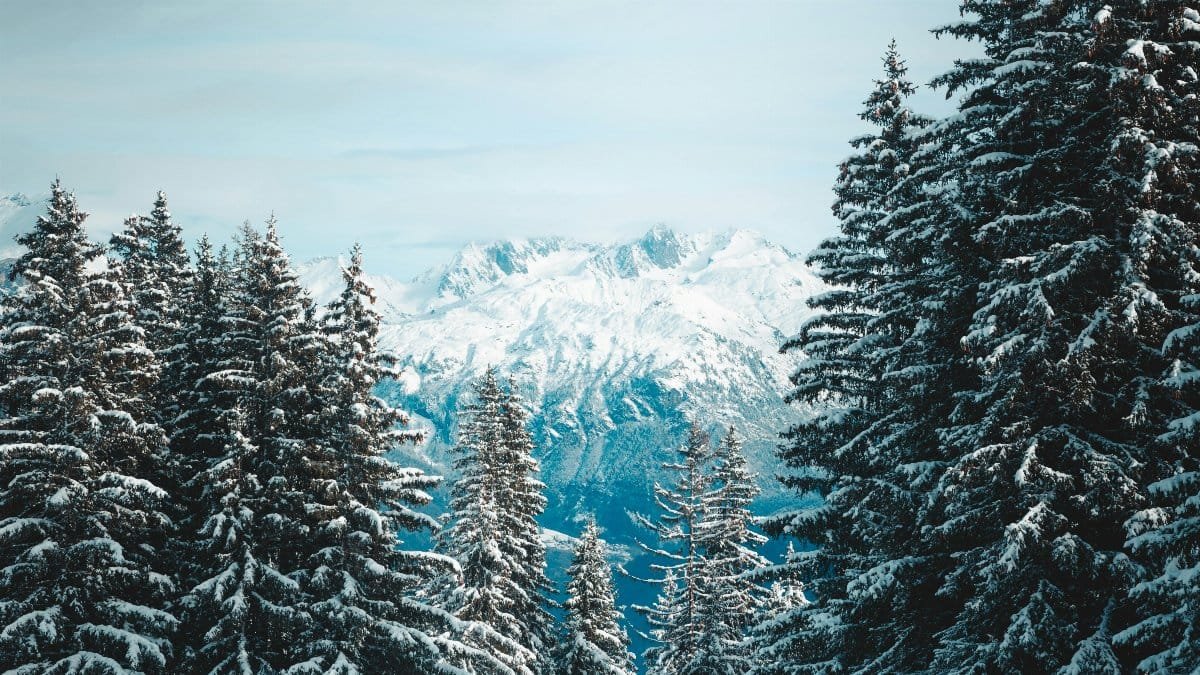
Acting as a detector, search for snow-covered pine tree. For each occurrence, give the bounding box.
[634,423,711,674]
[110,194,194,512]
[168,235,229,508]
[105,192,193,583]
[767,41,945,672]
[1097,3,1200,672]
[434,368,548,674]
[641,569,685,675]
[0,181,176,673]
[747,545,815,675]
[177,219,323,673]
[557,519,634,675]
[497,375,557,663]
[920,1,1196,671]
[689,426,770,675]
[107,191,192,415]
[291,245,507,674]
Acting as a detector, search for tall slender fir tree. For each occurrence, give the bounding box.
[177,219,323,673]
[435,368,553,674]
[291,245,506,673]
[107,191,192,415]
[634,423,711,675]
[557,519,634,675]
[690,426,770,675]
[767,42,947,672]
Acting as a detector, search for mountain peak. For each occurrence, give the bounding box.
[635,225,689,268]
[3,193,31,208]
[436,236,588,301]
[0,192,47,260]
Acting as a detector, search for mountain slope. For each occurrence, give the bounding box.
[300,227,821,531]
[0,193,42,290]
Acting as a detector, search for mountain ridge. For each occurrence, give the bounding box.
[297,225,820,534]
[2,194,818,522]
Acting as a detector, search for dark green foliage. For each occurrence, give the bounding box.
[292,245,505,673]
[0,182,176,673]
[434,368,556,674]
[769,3,1200,674]
[767,42,949,672]
[557,519,634,675]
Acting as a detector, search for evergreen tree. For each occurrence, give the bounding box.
[641,570,686,675]
[435,368,552,674]
[177,219,322,673]
[292,245,506,673]
[497,375,557,662]
[169,235,230,504]
[634,423,711,675]
[767,42,948,672]
[747,546,815,675]
[918,2,1196,670]
[1101,3,1200,672]
[107,193,194,510]
[557,519,634,675]
[106,192,192,590]
[690,426,770,675]
[770,8,1200,672]
[107,191,192,390]
[0,181,176,673]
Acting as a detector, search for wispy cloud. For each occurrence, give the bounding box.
[0,0,980,273]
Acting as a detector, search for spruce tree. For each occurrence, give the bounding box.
[177,219,321,673]
[747,546,815,675]
[0,181,176,673]
[106,192,192,589]
[497,375,557,663]
[435,368,553,674]
[107,191,192,389]
[634,423,711,675]
[767,42,947,672]
[108,193,193,499]
[918,2,1192,670]
[1100,3,1200,672]
[168,235,230,504]
[641,570,686,675]
[770,7,1200,672]
[690,426,770,675]
[557,519,634,675]
[292,245,506,673]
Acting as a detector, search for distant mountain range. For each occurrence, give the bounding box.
[298,227,823,661]
[3,190,821,518]
[299,226,821,527]
[3,190,823,659]
[3,190,821,530]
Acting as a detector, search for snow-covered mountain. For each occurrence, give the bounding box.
[0,193,42,290]
[298,226,822,533]
[4,193,819,528]
[0,192,38,259]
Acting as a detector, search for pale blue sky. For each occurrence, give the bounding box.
[0,1,977,273]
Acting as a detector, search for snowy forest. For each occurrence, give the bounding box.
[2,1,1200,674]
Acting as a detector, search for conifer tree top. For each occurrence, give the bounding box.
[862,39,917,128]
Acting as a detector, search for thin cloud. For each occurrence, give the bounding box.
[0,1,980,275]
